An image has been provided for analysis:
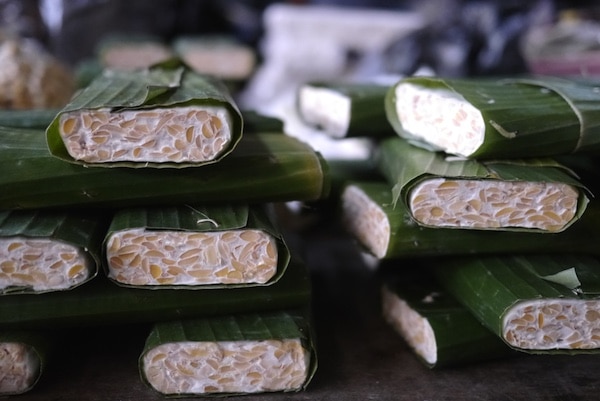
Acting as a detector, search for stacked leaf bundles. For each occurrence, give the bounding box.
[0,208,107,395]
[0,63,327,396]
[336,74,600,368]
[341,136,593,259]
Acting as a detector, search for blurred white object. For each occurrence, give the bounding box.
[239,3,423,160]
[241,4,423,107]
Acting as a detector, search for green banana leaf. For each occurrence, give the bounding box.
[0,254,311,330]
[0,126,329,209]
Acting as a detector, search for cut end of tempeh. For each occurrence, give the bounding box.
[106,228,278,286]
[0,238,92,293]
[58,106,233,164]
[503,299,600,350]
[341,185,390,258]
[142,339,310,395]
[298,85,351,138]
[0,342,40,395]
[409,178,579,232]
[394,83,485,157]
[381,286,437,365]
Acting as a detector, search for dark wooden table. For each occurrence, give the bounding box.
[15,220,600,401]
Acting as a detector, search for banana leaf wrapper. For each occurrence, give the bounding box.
[46,62,244,168]
[385,75,600,159]
[103,204,290,289]
[140,309,317,397]
[0,254,311,330]
[435,253,600,354]
[0,127,329,210]
[381,268,513,368]
[0,109,59,129]
[0,330,55,395]
[297,81,395,138]
[341,180,600,259]
[0,209,107,294]
[377,137,589,233]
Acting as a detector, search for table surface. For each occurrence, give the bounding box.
[14,218,600,401]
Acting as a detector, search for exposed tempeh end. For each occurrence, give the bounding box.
[0,342,40,395]
[58,106,233,163]
[381,286,437,365]
[297,85,351,138]
[503,299,600,350]
[409,178,579,232]
[106,228,278,286]
[142,339,310,395]
[341,185,390,258]
[395,83,485,157]
[0,238,92,292]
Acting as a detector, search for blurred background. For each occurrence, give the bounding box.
[2,0,600,76]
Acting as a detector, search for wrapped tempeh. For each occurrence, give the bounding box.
[173,35,257,82]
[377,137,589,233]
[96,34,174,71]
[297,81,395,138]
[140,310,317,396]
[381,269,513,368]
[0,330,53,395]
[0,255,311,330]
[435,254,600,353]
[104,204,289,289]
[341,180,600,259]
[384,75,600,159]
[0,209,106,294]
[0,127,329,209]
[46,62,243,167]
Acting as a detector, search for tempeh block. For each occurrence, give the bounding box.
[103,205,289,289]
[435,254,600,353]
[377,137,589,233]
[140,311,315,396]
[47,63,243,168]
[0,210,104,294]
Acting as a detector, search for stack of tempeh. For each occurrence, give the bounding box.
[297,75,600,368]
[0,60,328,396]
